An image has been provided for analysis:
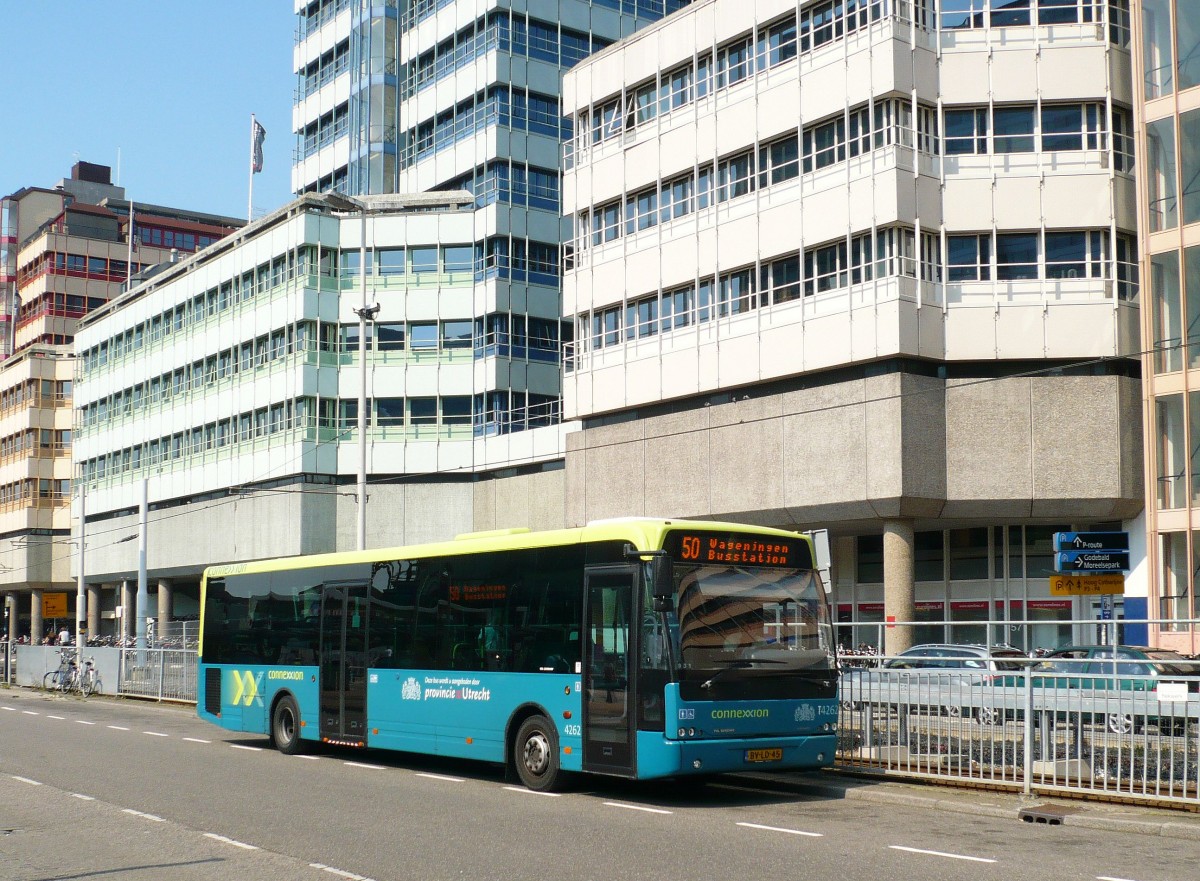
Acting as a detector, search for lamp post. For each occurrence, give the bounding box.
[318,194,378,553]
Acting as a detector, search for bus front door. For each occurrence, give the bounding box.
[319,581,369,745]
[582,567,636,776]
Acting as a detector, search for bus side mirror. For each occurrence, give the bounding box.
[651,557,674,600]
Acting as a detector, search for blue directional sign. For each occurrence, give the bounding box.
[1055,551,1130,573]
[1054,532,1129,552]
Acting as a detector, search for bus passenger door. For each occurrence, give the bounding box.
[319,581,369,744]
[582,567,636,776]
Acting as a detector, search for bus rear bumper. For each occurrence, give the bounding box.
[637,732,838,779]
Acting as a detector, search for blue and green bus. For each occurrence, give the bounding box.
[197,518,838,790]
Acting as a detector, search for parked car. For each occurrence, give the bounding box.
[1031,645,1199,735]
[840,643,1028,721]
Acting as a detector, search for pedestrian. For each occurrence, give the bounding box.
[58,625,70,646]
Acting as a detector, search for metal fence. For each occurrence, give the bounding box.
[835,625,1200,807]
[117,648,198,702]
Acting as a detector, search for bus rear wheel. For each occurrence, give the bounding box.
[515,715,564,792]
[272,695,303,755]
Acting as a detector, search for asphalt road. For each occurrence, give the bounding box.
[1,687,1196,881]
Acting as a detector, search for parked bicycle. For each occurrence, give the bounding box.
[41,650,100,696]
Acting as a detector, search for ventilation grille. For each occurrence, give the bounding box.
[204,667,222,715]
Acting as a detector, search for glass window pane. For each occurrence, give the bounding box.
[410,323,438,348]
[1186,246,1200,370]
[1151,251,1183,374]
[914,531,944,582]
[410,397,437,424]
[377,248,405,275]
[443,245,473,271]
[1147,117,1178,232]
[410,246,438,272]
[948,527,989,580]
[1157,393,1186,509]
[996,233,1038,279]
[1181,109,1200,226]
[993,106,1034,153]
[1176,0,1200,91]
[1144,0,1175,98]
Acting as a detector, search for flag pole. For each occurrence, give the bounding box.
[248,114,256,222]
[126,200,135,291]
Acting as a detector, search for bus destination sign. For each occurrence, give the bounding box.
[665,531,810,568]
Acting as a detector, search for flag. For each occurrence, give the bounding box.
[251,117,267,174]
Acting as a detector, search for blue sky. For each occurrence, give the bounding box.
[0,1,297,221]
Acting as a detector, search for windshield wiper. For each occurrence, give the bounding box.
[699,657,786,689]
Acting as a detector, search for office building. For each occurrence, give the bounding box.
[559,0,1143,649]
[0,163,240,641]
[1135,0,1200,653]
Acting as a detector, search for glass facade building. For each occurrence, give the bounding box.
[1137,0,1200,652]
[292,0,689,433]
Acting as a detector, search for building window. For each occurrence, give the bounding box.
[1151,251,1183,374]
[1157,393,1186,509]
[1147,117,1178,232]
[995,233,1039,280]
[947,235,991,281]
[993,106,1035,153]
[1181,108,1200,226]
[1178,1,1200,91]
[1141,0,1174,99]
[1159,532,1190,628]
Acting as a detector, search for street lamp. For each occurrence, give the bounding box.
[318,193,377,552]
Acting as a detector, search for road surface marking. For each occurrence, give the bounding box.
[72,794,95,801]
[738,822,822,837]
[11,776,41,786]
[183,737,211,743]
[204,833,258,850]
[47,715,65,720]
[294,754,320,760]
[415,773,464,782]
[0,706,14,711]
[122,809,165,822]
[604,802,672,814]
[230,744,263,752]
[1098,877,1142,881]
[889,846,995,864]
[108,725,129,731]
[309,863,376,881]
[503,785,561,797]
[22,710,38,715]
[76,720,95,725]
[344,761,385,770]
[142,731,169,737]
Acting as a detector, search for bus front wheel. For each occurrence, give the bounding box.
[272,695,303,755]
[515,715,563,792]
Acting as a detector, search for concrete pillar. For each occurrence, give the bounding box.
[156,578,173,631]
[121,580,134,641]
[87,584,101,638]
[30,588,44,645]
[883,520,916,656]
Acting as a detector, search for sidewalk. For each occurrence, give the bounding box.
[741,769,1200,841]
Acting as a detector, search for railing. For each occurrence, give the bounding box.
[834,616,1200,807]
[117,648,198,702]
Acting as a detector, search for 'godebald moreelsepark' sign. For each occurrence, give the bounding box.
[1052,532,1130,574]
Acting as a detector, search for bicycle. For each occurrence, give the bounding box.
[43,649,76,693]
[78,656,100,696]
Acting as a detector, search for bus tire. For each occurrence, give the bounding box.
[272,695,303,755]
[514,715,563,792]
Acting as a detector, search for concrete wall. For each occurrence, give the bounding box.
[563,371,1142,531]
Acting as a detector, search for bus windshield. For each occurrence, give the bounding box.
[671,564,835,679]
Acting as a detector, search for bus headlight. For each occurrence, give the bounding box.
[678,728,686,738]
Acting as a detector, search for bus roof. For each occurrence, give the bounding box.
[201,517,809,579]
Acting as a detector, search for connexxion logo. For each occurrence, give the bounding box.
[229,670,264,707]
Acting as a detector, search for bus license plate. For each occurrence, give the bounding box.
[745,748,783,763]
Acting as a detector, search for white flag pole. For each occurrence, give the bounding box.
[126,200,135,290]
[248,114,256,223]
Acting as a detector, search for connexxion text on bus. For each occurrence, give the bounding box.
[197,518,839,790]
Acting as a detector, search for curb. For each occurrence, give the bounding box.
[738,772,1200,841]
